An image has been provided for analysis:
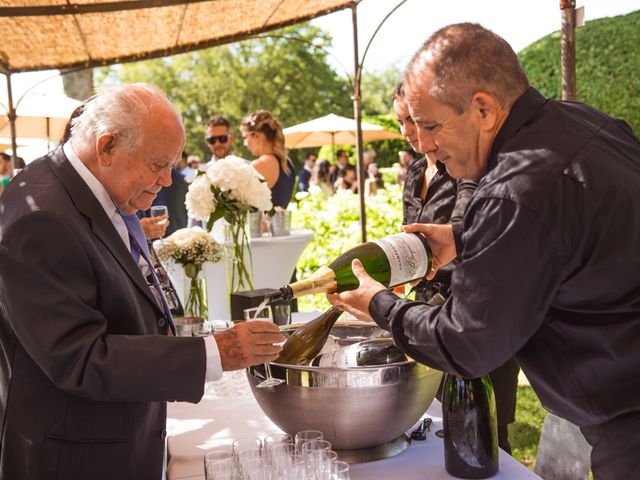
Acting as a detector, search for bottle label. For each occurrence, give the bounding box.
[373,233,429,287]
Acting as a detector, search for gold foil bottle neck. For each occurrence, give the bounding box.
[289,266,337,298]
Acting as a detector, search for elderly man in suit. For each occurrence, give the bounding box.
[0,84,283,479]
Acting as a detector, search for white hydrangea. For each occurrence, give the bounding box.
[205,157,272,212]
[185,175,215,221]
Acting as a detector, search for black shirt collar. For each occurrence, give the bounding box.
[487,87,547,172]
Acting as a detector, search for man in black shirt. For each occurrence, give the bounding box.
[329,23,640,479]
[394,81,519,454]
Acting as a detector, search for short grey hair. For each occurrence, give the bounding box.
[406,23,529,113]
[70,83,183,152]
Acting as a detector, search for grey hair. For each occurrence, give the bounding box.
[406,23,529,113]
[70,83,183,152]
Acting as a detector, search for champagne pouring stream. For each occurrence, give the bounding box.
[247,299,285,388]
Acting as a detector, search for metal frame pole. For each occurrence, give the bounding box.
[5,73,18,176]
[351,3,367,243]
[560,0,577,101]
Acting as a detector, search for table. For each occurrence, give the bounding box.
[162,230,314,321]
[166,372,540,480]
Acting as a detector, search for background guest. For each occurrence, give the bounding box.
[203,115,247,168]
[363,162,384,196]
[396,148,415,184]
[297,152,317,192]
[0,152,12,193]
[241,109,295,209]
[310,158,334,197]
[150,151,190,236]
[329,149,349,185]
[333,163,357,193]
[363,147,376,172]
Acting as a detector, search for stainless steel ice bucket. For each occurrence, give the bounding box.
[247,322,442,456]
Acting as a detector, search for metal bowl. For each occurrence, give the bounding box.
[247,322,442,461]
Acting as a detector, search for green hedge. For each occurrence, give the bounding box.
[519,10,640,134]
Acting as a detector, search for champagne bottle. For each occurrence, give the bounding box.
[314,338,409,367]
[442,374,499,479]
[269,232,432,302]
[273,307,343,365]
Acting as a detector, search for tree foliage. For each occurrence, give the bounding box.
[96,24,352,163]
[360,65,402,117]
[519,10,639,134]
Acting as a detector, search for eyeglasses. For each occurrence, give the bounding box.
[206,135,229,145]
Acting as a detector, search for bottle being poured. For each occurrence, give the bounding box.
[267,232,432,303]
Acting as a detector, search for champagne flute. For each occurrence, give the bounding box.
[244,306,285,388]
[150,205,169,225]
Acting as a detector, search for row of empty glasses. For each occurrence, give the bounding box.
[204,430,350,479]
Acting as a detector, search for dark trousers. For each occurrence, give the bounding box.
[489,358,520,454]
[580,410,640,480]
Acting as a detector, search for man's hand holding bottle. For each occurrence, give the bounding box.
[328,223,458,320]
[327,259,385,322]
[403,223,457,280]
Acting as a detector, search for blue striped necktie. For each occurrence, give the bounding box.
[120,212,177,335]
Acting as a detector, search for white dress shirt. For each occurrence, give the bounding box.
[63,143,223,382]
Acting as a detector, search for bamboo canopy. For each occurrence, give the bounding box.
[0,0,355,74]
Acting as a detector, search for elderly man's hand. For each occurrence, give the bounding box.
[327,259,386,322]
[215,321,284,371]
[403,223,457,280]
[140,216,169,240]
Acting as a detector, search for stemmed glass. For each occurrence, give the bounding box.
[150,205,169,224]
[244,306,285,388]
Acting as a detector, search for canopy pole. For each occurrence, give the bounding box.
[560,0,577,101]
[5,73,18,177]
[351,3,366,243]
[331,133,335,163]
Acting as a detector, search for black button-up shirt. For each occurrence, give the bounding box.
[402,157,476,296]
[371,87,640,427]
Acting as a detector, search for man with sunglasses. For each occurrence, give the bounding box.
[203,115,247,168]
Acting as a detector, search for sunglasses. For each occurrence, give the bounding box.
[206,135,229,145]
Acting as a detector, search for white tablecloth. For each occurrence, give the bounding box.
[163,230,314,321]
[166,372,540,480]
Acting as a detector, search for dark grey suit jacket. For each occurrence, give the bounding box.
[0,149,206,479]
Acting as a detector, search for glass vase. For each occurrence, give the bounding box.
[183,269,208,320]
[223,213,254,292]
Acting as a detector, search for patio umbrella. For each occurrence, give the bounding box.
[283,113,401,149]
[0,91,82,142]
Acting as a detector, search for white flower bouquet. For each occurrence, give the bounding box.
[156,227,222,319]
[185,157,273,292]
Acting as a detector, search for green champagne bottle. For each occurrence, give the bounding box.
[273,307,343,366]
[270,232,432,302]
[442,374,499,479]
